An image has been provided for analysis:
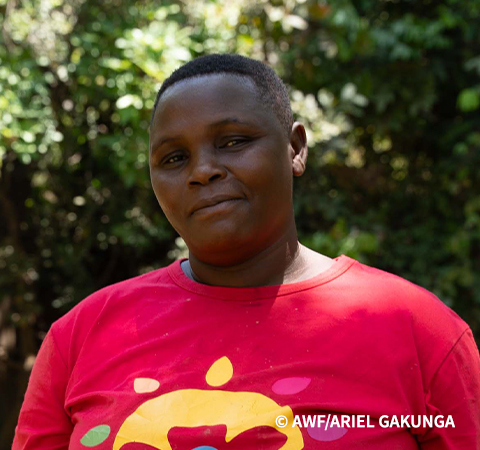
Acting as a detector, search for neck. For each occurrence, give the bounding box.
[186,221,308,287]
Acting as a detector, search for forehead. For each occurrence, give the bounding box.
[150,74,278,134]
[160,73,260,108]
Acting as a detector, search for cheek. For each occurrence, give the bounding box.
[150,175,193,237]
[151,174,179,216]
[153,195,186,237]
[249,150,292,197]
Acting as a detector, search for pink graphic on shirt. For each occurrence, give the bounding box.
[271,377,311,395]
[307,423,348,442]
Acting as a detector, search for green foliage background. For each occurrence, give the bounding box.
[1,0,479,446]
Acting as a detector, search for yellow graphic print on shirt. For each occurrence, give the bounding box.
[79,356,348,449]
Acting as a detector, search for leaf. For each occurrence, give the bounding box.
[457,88,480,112]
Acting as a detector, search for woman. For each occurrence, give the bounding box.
[13,54,480,449]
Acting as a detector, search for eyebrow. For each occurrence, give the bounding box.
[150,117,255,153]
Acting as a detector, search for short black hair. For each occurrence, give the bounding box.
[150,54,293,136]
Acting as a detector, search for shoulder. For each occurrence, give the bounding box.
[343,258,467,330]
[337,258,473,385]
[344,256,469,353]
[50,263,175,340]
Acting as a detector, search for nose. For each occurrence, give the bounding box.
[187,147,227,186]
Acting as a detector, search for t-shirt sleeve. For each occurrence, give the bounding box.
[417,327,480,449]
[12,326,73,450]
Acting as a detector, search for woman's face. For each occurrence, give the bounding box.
[149,74,305,265]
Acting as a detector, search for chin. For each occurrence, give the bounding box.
[187,233,253,265]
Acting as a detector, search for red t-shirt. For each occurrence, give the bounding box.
[13,255,480,449]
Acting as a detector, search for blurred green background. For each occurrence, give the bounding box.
[1,0,479,447]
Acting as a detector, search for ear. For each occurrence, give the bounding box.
[289,122,308,177]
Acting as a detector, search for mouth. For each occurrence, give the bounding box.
[190,196,244,216]
[192,198,243,216]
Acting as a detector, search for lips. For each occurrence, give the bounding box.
[190,195,243,215]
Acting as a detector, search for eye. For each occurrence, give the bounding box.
[163,153,186,165]
[220,138,249,149]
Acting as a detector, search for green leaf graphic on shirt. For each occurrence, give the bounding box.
[80,425,111,447]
